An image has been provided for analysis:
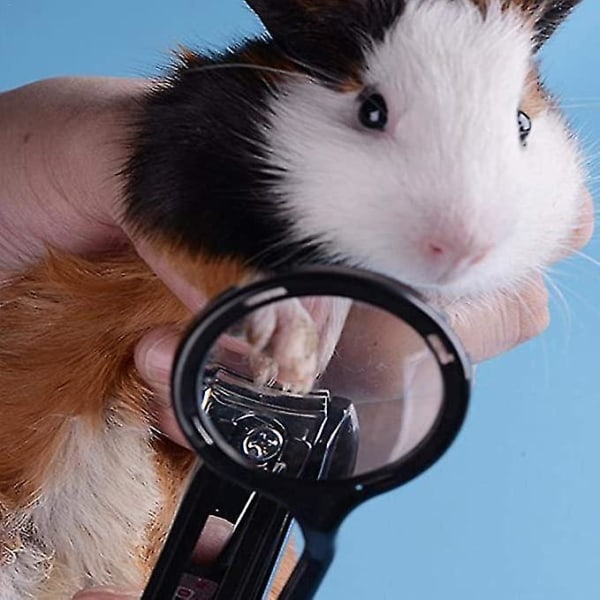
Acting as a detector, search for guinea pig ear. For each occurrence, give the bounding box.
[525,0,582,51]
[245,0,364,39]
[245,0,307,34]
[245,0,405,83]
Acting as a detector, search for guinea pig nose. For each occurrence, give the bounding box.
[425,239,490,267]
[428,242,445,256]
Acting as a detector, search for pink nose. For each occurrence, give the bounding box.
[426,240,489,267]
[423,236,491,284]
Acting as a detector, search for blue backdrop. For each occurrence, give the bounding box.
[1,2,599,598]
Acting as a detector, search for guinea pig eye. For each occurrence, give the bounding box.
[359,93,388,131]
[518,110,532,145]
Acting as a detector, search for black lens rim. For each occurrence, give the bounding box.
[172,266,471,531]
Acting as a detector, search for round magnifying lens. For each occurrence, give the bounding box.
[170,266,471,599]
[175,267,470,488]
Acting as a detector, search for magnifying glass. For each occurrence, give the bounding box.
[143,266,471,599]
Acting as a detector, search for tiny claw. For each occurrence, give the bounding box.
[245,299,319,393]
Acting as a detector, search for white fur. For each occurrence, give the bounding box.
[0,415,160,599]
[266,0,587,300]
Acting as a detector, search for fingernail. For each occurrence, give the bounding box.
[135,329,179,385]
[193,516,234,565]
[134,329,180,408]
[204,515,235,546]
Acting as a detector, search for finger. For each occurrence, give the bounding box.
[134,326,190,448]
[447,276,549,363]
[131,237,209,311]
[192,516,234,565]
[571,189,595,251]
[553,189,595,262]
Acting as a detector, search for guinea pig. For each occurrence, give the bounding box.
[0,0,590,597]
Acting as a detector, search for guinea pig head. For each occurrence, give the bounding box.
[254,0,589,300]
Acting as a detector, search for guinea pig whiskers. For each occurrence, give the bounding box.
[572,249,600,269]
[545,271,600,324]
[220,127,270,157]
[562,96,600,101]
[561,103,600,109]
[279,53,352,88]
[509,277,551,376]
[184,62,315,85]
[247,236,326,270]
[255,242,315,269]
[543,271,573,333]
[561,95,600,105]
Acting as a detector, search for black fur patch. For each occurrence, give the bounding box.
[123,2,407,272]
[532,0,582,50]
[123,41,331,271]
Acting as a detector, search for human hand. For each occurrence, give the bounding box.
[1,77,593,600]
[0,76,208,304]
[446,190,594,363]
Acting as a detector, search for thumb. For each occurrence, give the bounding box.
[446,276,549,363]
[129,238,209,448]
[134,326,190,448]
[131,237,208,312]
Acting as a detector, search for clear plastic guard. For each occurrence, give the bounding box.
[198,296,444,479]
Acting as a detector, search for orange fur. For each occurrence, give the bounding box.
[142,439,197,577]
[523,67,550,117]
[0,250,188,507]
[0,247,298,594]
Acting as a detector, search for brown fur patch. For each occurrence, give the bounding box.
[0,245,301,592]
[0,249,188,504]
[468,0,536,10]
[153,240,258,298]
[141,439,197,576]
[466,0,551,19]
[469,0,491,14]
[522,66,550,117]
[238,45,302,85]
[0,241,259,505]
[239,42,363,92]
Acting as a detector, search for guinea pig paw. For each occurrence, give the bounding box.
[244,300,278,353]
[248,352,279,387]
[245,299,319,394]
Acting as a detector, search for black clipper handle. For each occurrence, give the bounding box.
[143,367,359,600]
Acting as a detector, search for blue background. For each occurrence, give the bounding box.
[1,2,599,598]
